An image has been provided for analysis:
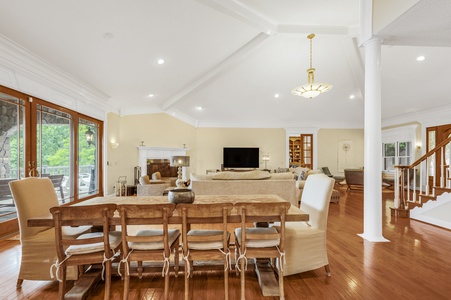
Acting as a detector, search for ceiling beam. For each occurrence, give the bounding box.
[194,0,278,35]
[160,32,270,110]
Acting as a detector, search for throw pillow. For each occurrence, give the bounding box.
[151,172,162,180]
[298,170,306,180]
[293,167,310,175]
[277,167,289,173]
[139,175,151,185]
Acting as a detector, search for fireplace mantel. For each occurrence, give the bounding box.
[137,146,189,176]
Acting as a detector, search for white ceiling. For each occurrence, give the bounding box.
[0,0,450,128]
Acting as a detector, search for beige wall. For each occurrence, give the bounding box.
[317,129,365,176]
[195,128,287,173]
[105,113,197,194]
[105,113,365,194]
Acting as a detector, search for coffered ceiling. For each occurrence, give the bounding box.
[0,0,450,128]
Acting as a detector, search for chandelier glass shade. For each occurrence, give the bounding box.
[292,34,332,99]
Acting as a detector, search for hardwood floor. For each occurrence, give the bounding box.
[1,186,451,299]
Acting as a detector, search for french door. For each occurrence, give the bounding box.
[0,85,103,237]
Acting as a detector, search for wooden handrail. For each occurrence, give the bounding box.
[392,135,451,213]
[409,135,451,168]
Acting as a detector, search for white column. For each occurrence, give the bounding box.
[358,36,389,242]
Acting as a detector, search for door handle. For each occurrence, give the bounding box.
[28,161,39,177]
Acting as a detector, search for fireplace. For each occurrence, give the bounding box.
[146,159,177,178]
[137,146,189,178]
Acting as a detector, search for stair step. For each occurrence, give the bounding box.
[433,187,451,195]
[419,194,436,202]
[408,201,422,209]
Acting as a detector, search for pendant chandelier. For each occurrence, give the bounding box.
[292,34,332,99]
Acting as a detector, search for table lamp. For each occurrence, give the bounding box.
[262,155,270,170]
[170,155,190,188]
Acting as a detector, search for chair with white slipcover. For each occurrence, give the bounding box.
[273,173,334,276]
[9,177,91,288]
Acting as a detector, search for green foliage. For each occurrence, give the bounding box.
[7,124,96,175]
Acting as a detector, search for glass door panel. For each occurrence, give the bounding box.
[0,93,25,225]
[301,134,313,169]
[36,104,73,203]
[78,119,99,199]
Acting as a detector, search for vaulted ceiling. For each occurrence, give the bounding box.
[0,0,450,128]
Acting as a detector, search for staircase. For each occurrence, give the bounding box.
[390,136,451,221]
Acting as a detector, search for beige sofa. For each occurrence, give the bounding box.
[137,173,177,196]
[190,170,298,206]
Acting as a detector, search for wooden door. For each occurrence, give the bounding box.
[288,134,314,169]
[426,124,451,187]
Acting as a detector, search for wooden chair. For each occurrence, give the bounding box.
[8,177,91,288]
[49,204,122,300]
[177,202,234,300]
[273,173,334,276]
[234,201,291,300]
[117,203,181,300]
[48,174,65,201]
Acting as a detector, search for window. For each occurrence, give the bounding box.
[0,85,103,236]
[382,142,411,171]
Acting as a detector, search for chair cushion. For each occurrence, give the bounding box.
[65,231,122,255]
[235,227,280,248]
[128,229,180,250]
[187,230,229,250]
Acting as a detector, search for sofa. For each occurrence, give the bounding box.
[189,170,299,206]
[137,173,177,196]
[344,169,364,190]
[291,167,320,201]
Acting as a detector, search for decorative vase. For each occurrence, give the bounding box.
[167,188,195,204]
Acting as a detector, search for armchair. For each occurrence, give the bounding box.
[321,167,345,183]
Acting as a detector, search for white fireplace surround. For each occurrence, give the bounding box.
[137,146,189,179]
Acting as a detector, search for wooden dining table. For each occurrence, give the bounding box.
[28,194,309,298]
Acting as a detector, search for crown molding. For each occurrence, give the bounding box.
[0,34,115,119]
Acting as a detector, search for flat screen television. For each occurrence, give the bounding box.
[223,147,259,169]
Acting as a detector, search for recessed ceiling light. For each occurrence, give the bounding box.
[147,94,154,98]
[196,106,203,111]
[349,94,355,100]
[416,56,425,62]
[274,93,280,98]
[157,59,165,65]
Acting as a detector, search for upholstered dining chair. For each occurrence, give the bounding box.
[9,177,91,288]
[273,173,334,276]
[49,204,122,300]
[234,201,291,300]
[177,202,234,300]
[117,203,181,300]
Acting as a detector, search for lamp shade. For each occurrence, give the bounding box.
[292,82,332,99]
[170,156,190,167]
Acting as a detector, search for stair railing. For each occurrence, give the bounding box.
[393,136,451,211]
